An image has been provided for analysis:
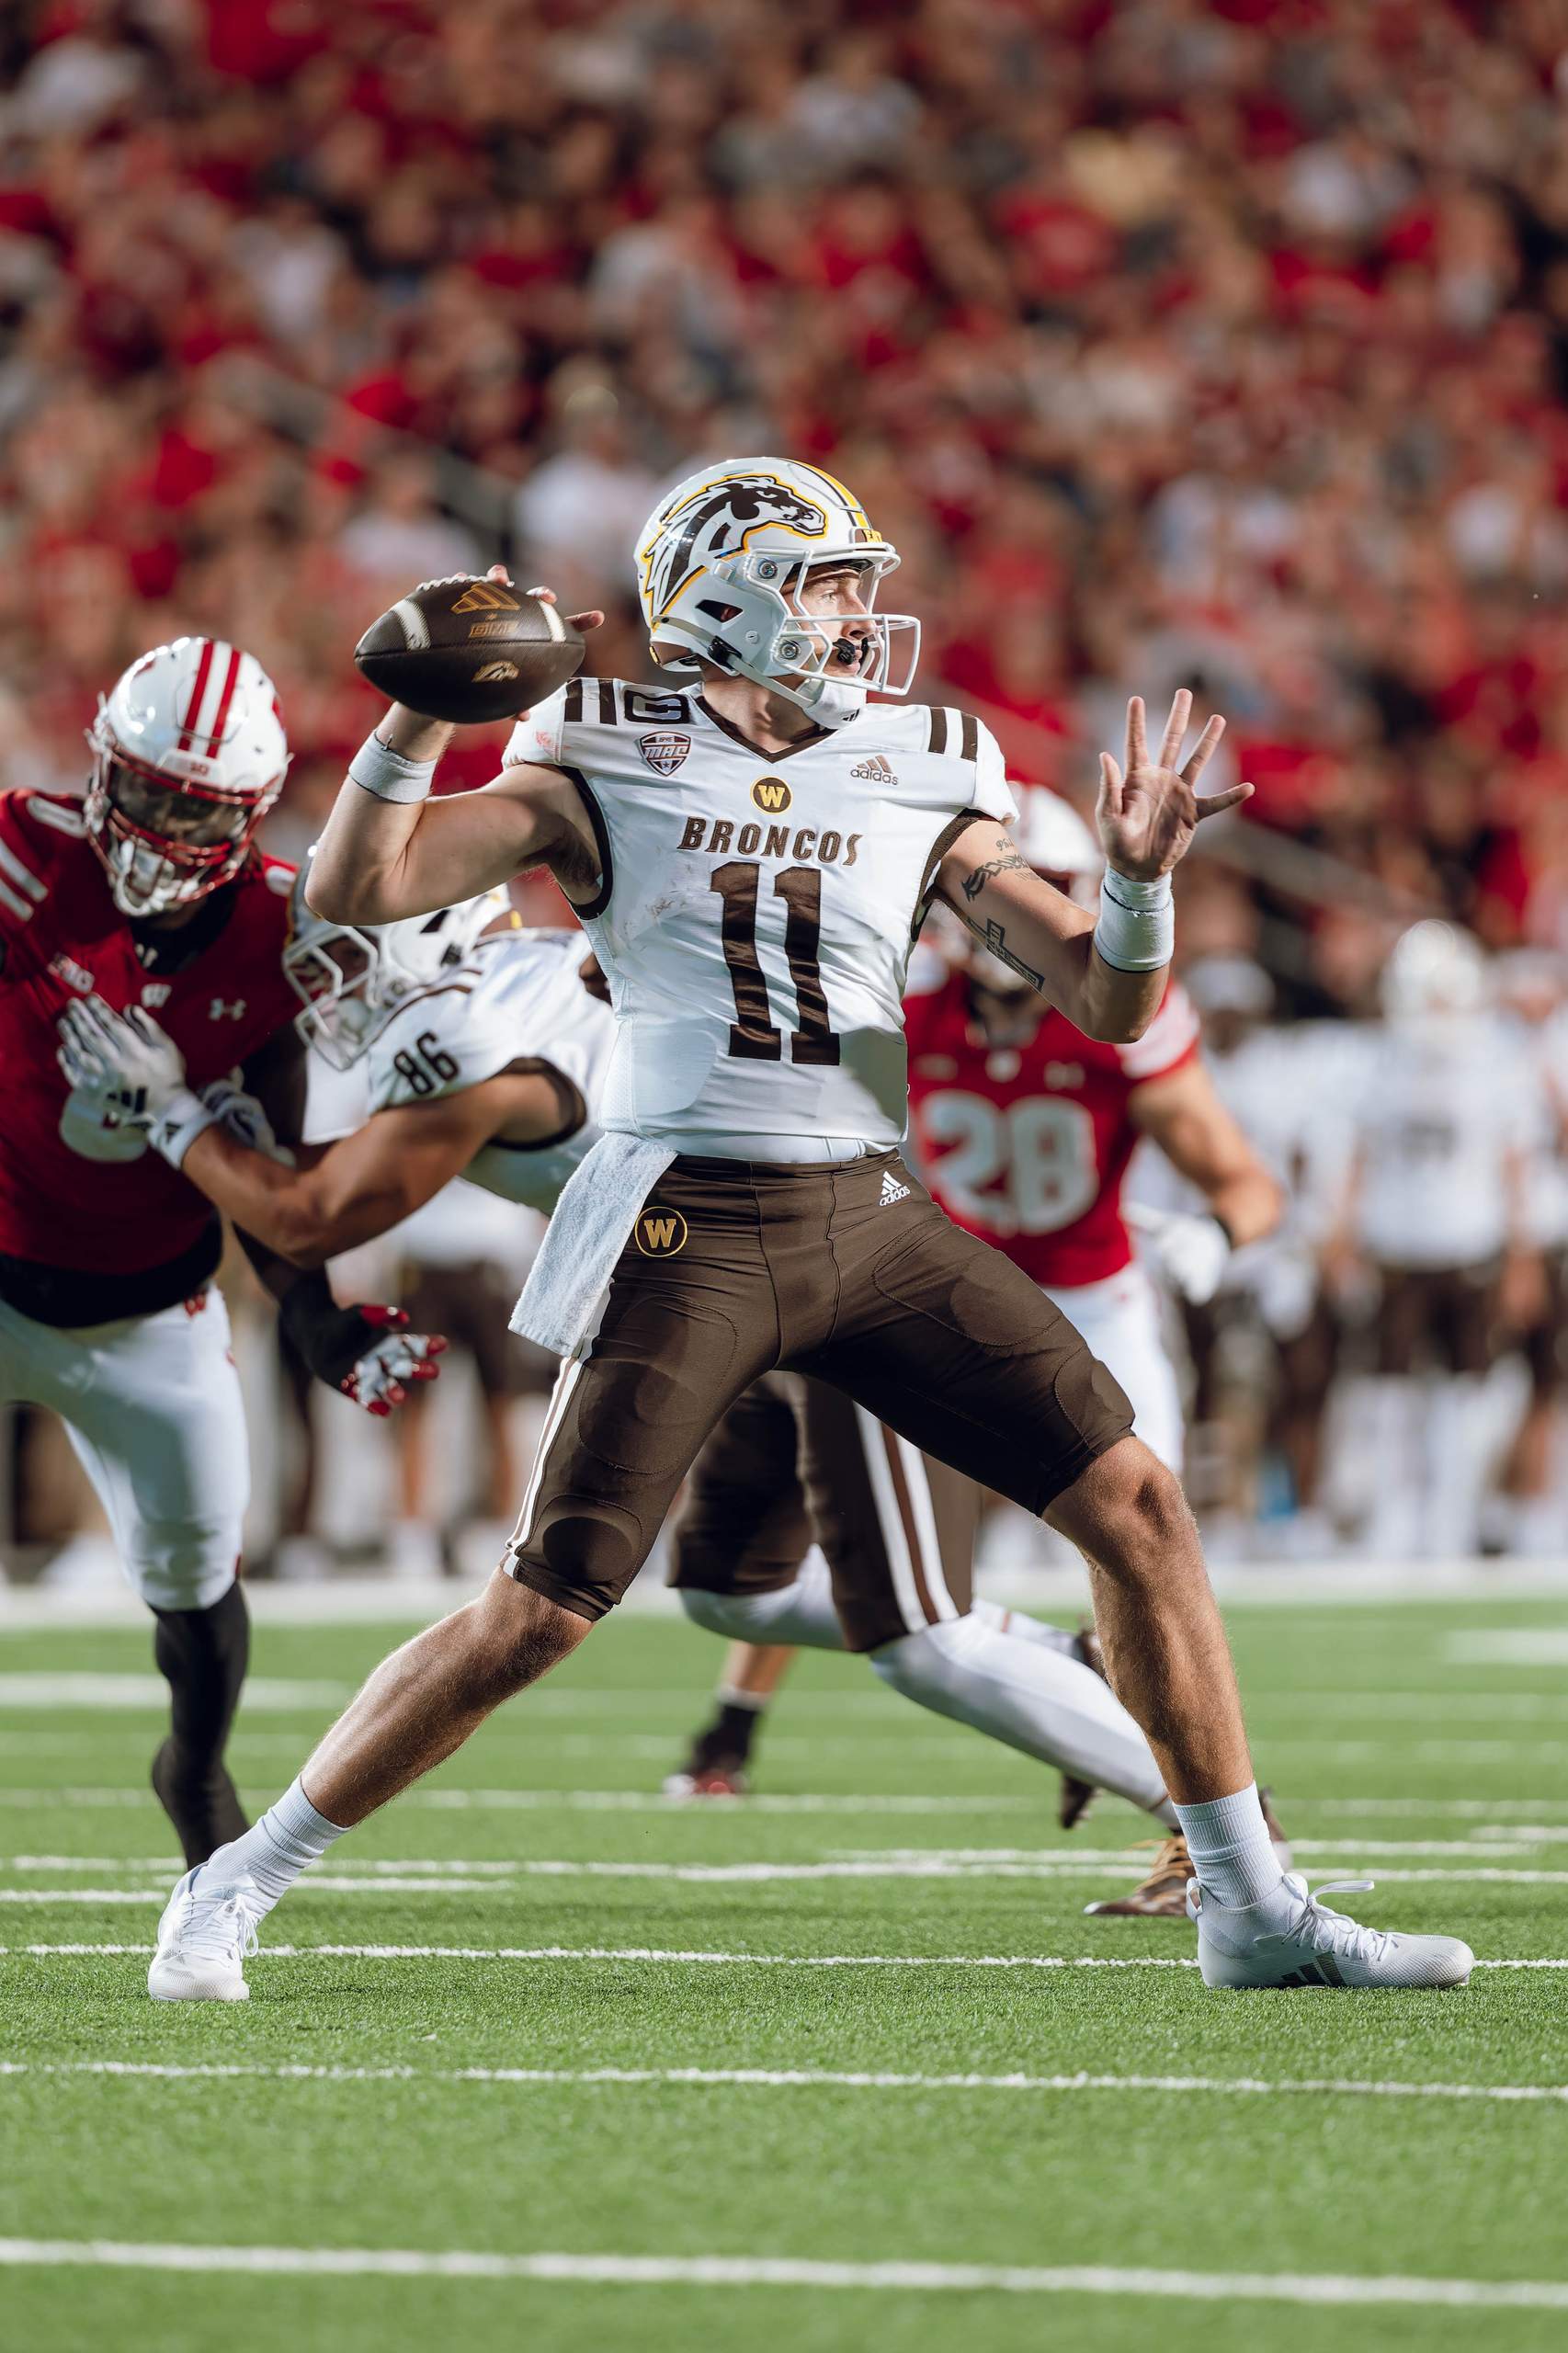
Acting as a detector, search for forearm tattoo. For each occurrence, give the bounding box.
[960,839,1032,901]
[953,903,1047,993]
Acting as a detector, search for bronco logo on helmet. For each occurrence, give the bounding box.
[634,457,920,718]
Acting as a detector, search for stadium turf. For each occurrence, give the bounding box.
[3,1593,1567,2353]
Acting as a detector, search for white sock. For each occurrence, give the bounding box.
[1174,1781,1285,1908]
[869,1613,1173,1822]
[971,1597,1080,1656]
[212,1776,347,1915]
[678,1551,845,1651]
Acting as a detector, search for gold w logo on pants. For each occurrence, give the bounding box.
[635,1211,688,1256]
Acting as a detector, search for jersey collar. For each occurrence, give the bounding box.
[695,695,843,764]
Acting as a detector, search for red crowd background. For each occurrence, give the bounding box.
[2,0,1565,1008]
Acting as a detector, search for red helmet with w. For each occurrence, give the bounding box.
[85,638,290,915]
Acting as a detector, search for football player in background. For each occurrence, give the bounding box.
[1328,921,1542,1558]
[74,846,1230,1899]
[144,460,1471,2000]
[20,638,441,1865]
[1481,951,1568,1555]
[669,787,1286,1915]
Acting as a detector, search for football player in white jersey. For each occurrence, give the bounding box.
[1331,921,1541,1558]
[140,458,1471,1998]
[77,877,1211,1867]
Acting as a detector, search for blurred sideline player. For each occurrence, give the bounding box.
[1328,921,1542,1559]
[669,787,1284,1913]
[70,854,1236,1898]
[1487,951,1568,1553]
[1140,955,1345,1551]
[13,638,441,1866]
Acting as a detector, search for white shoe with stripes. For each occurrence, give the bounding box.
[147,1859,262,2003]
[1189,1871,1473,1990]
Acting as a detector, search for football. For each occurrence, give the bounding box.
[353,575,585,723]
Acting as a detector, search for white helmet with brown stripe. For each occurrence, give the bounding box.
[635,457,920,718]
[85,637,290,915]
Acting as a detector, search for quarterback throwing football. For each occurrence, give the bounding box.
[146,459,1472,1996]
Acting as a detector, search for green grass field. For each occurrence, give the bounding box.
[4,1591,1567,2353]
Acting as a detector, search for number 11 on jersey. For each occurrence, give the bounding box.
[710,861,840,1065]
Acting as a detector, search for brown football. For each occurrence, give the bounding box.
[354,576,585,723]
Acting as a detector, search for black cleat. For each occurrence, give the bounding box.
[151,1738,249,1868]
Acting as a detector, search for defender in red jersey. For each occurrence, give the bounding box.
[8,638,441,1868]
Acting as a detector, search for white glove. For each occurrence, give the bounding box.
[1126,1204,1233,1304]
[200,1078,297,1167]
[342,1305,447,1416]
[58,997,216,1169]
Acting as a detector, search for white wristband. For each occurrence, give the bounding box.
[1093,867,1174,972]
[348,732,437,804]
[149,1087,221,1171]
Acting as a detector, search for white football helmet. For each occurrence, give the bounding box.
[635,458,919,718]
[285,860,512,1070]
[1381,920,1487,1026]
[85,638,289,915]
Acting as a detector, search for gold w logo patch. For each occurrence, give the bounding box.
[451,581,520,614]
[752,778,791,813]
[635,1211,688,1257]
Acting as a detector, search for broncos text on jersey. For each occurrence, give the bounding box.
[504,681,1015,1153]
[905,963,1200,1289]
[0,791,297,1291]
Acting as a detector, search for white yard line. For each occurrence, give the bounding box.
[8,1858,1568,1903]
[0,1675,348,1711]
[0,2239,1564,2309]
[3,2059,1565,2106]
[0,1787,1047,1815]
[6,1939,1562,1971]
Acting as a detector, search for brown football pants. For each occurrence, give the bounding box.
[668,1370,983,1653]
[505,1150,1132,1626]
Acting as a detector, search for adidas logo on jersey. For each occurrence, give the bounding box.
[879,1171,911,1206]
[851,755,898,784]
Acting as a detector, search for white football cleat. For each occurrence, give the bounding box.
[1189,1871,1474,1991]
[147,1859,262,2002]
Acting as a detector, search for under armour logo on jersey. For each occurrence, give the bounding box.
[879,1171,912,1206]
[635,1211,688,1256]
[142,983,172,1009]
[49,951,94,994]
[209,997,246,1021]
[850,755,898,784]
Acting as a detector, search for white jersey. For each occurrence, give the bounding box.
[304,927,615,1216]
[1352,1015,1537,1268]
[506,681,1015,1153]
[1510,1007,1568,1250]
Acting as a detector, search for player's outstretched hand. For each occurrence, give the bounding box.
[338,1302,448,1418]
[57,996,188,1127]
[1096,690,1253,880]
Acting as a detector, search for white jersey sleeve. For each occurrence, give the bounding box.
[503,688,569,772]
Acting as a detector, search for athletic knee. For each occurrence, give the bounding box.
[127,1525,242,1613]
[1074,1443,1198,1581]
[463,1572,590,1701]
[869,1619,971,1700]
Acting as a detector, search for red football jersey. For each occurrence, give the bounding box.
[905,964,1199,1288]
[0,791,298,1280]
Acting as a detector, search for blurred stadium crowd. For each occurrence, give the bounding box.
[4,0,1568,1572]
